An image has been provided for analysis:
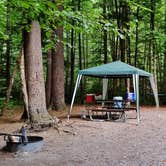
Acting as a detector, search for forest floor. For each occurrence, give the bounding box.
[0,105,166,166]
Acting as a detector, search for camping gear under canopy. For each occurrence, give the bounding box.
[68,60,159,124]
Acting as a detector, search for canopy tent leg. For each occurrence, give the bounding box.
[132,74,136,94]
[102,78,109,119]
[68,74,82,120]
[135,74,140,124]
[149,76,159,108]
[102,78,108,106]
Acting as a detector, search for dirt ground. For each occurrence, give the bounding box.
[0,106,166,166]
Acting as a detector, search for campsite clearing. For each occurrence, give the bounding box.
[0,106,166,166]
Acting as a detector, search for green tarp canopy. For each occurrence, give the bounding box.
[79,61,152,77]
[68,61,159,124]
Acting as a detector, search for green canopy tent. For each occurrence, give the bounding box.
[68,61,159,124]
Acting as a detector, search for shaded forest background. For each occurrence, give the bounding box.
[0,0,166,112]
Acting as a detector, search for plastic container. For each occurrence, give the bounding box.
[126,92,136,102]
[86,94,95,103]
[113,96,123,108]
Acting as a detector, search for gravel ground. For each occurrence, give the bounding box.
[0,106,166,166]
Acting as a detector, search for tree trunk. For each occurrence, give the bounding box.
[24,21,53,127]
[111,34,116,61]
[126,4,130,64]
[150,0,158,92]
[78,0,83,103]
[20,48,29,120]
[5,0,11,86]
[70,22,75,100]
[119,2,125,62]
[46,50,52,108]
[65,31,70,103]
[103,0,107,64]
[51,4,65,110]
[134,7,139,67]
[114,0,120,59]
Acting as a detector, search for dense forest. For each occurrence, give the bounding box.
[0,0,166,122]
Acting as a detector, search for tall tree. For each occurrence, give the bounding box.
[134,7,139,67]
[78,0,83,101]
[51,3,66,110]
[24,21,53,127]
[69,0,75,100]
[103,0,108,64]
[119,1,126,62]
[114,0,120,60]
[5,0,11,86]
[150,0,158,89]
[45,1,66,110]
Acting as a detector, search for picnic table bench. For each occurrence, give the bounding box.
[85,100,137,121]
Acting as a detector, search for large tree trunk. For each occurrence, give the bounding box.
[24,21,53,127]
[51,4,65,110]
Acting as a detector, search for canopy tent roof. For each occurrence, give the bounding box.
[79,60,152,77]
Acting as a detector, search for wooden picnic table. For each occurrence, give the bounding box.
[85,100,137,121]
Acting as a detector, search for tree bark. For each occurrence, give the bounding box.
[51,4,65,110]
[65,31,70,103]
[114,0,120,59]
[46,50,52,108]
[103,0,107,64]
[150,0,158,92]
[5,0,11,86]
[119,1,125,62]
[70,22,75,100]
[24,21,54,127]
[78,0,83,103]
[20,48,29,120]
[134,7,139,67]
[126,3,130,64]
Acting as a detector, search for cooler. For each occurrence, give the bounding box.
[126,92,136,102]
[113,96,123,108]
[86,94,95,103]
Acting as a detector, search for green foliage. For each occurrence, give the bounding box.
[0,0,7,40]
[0,0,166,106]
